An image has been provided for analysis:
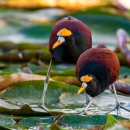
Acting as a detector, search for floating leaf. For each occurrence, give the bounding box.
[19,114,129,129]
[59,92,86,109]
[0,115,15,129]
[0,80,130,117]
[59,91,130,117]
[114,78,130,95]
[104,114,127,130]
[34,69,75,77]
[118,120,130,129]
[27,63,44,72]
[58,69,75,77]
[52,76,81,86]
[0,73,52,91]
[120,66,130,77]
[116,29,130,65]
[50,123,62,130]
[59,115,107,129]
[116,53,129,66]
[19,116,54,128]
[0,80,80,115]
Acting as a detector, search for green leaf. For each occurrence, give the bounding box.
[19,114,129,129]
[104,114,127,130]
[120,66,130,77]
[60,115,107,129]
[0,98,48,115]
[50,123,63,130]
[59,91,130,118]
[52,76,81,87]
[27,63,44,72]
[19,116,54,128]
[59,92,85,109]
[0,80,79,114]
[0,115,15,128]
[1,67,23,73]
[0,80,130,117]
[112,115,129,121]
[58,69,75,77]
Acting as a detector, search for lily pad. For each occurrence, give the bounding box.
[114,78,130,95]
[104,114,127,130]
[59,91,130,118]
[120,66,130,77]
[52,76,81,86]
[0,115,15,129]
[0,80,80,115]
[19,116,54,128]
[19,114,129,129]
[59,92,86,109]
[0,79,130,117]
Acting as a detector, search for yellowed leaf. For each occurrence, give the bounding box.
[0,73,53,91]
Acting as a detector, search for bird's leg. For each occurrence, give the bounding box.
[85,93,90,105]
[39,60,52,109]
[54,115,64,124]
[72,93,90,114]
[112,83,121,115]
[106,84,121,115]
[80,97,96,115]
[107,83,130,114]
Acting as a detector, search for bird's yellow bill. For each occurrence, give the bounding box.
[78,86,86,94]
[52,41,62,49]
[57,28,72,36]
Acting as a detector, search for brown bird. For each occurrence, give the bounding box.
[40,16,92,108]
[76,44,128,114]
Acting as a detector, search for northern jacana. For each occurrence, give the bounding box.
[76,44,124,114]
[40,16,92,108]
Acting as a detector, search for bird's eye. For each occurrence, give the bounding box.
[89,81,93,84]
[66,36,70,39]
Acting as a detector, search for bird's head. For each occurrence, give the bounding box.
[52,28,72,49]
[78,75,94,94]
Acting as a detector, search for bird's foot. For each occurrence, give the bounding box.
[120,105,130,112]
[54,115,64,124]
[38,102,49,113]
[53,115,68,128]
[79,109,88,115]
[106,103,130,115]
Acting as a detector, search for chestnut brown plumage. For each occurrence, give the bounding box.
[76,44,121,114]
[49,16,92,63]
[40,16,92,108]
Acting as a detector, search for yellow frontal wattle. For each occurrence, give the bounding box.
[80,75,93,82]
[57,28,72,36]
